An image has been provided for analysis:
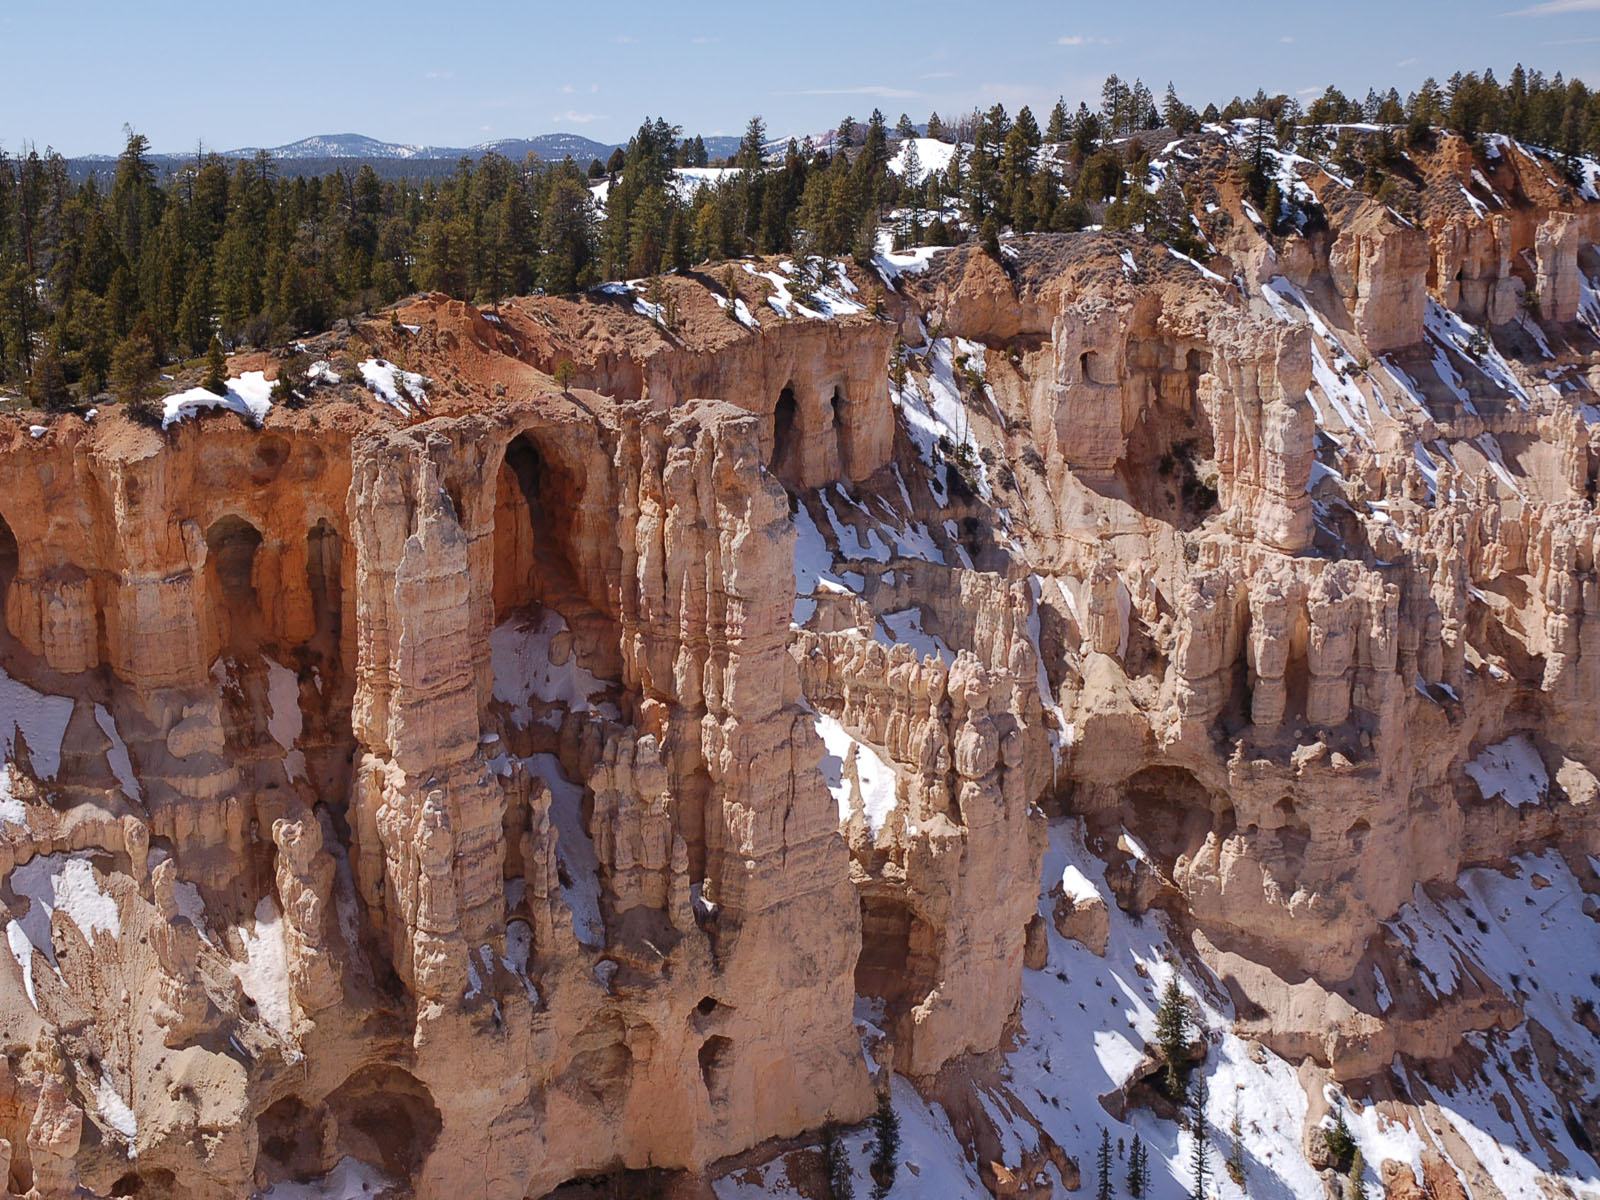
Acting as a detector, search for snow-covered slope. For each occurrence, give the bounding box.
[712,822,1600,1200]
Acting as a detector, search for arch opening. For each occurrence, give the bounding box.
[204,515,265,658]
[1079,350,1102,385]
[110,1169,179,1197]
[829,385,848,478]
[770,385,800,485]
[854,893,939,1048]
[306,519,343,663]
[560,1011,635,1111]
[491,431,622,726]
[494,432,589,623]
[1184,348,1212,409]
[255,1094,323,1184]
[322,1065,442,1182]
[0,512,16,640]
[1117,765,1225,871]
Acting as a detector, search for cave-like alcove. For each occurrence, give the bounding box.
[854,892,939,1051]
[0,511,17,640]
[769,384,800,485]
[204,514,265,658]
[322,1064,442,1182]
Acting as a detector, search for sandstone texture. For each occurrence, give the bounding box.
[0,125,1597,1200]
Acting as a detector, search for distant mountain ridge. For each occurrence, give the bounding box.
[219,132,629,162]
[75,131,749,165]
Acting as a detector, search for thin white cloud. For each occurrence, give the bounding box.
[614,34,638,43]
[783,85,921,98]
[1505,0,1600,13]
[1297,86,1324,96]
[553,111,606,125]
[921,70,958,79]
[424,70,454,81]
[1280,35,1295,43]
[691,35,720,44]
[1058,34,1110,45]
[1397,56,1418,65]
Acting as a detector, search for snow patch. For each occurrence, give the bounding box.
[359,359,429,415]
[0,664,75,780]
[258,1157,393,1199]
[1463,734,1547,808]
[812,711,899,834]
[160,372,275,429]
[94,1071,137,1146]
[7,853,121,1008]
[490,608,609,725]
[525,753,604,950]
[234,895,294,1036]
[265,659,302,753]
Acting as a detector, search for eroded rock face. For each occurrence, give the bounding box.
[0,122,1598,1200]
[0,322,881,1196]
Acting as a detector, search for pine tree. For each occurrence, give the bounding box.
[1325,1108,1356,1167]
[1189,1073,1210,1200]
[926,111,945,141]
[1097,1128,1116,1200]
[110,331,159,423]
[1164,83,1195,134]
[539,165,596,294]
[821,1118,854,1200]
[1226,1094,1247,1187]
[981,218,1001,260]
[869,1088,900,1200]
[271,352,308,411]
[1156,975,1191,1096]
[1264,182,1283,233]
[29,342,71,412]
[1046,98,1070,143]
[1126,1134,1149,1200]
[202,334,227,395]
[899,139,924,193]
[1349,1148,1367,1200]
[1102,75,1132,135]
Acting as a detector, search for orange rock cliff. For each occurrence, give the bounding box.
[0,127,1597,1200]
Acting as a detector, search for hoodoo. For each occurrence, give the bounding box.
[1,57,1599,1200]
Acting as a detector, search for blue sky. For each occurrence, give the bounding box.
[4,0,1600,155]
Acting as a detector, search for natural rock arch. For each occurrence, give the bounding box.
[854,892,939,1047]
[829,384,848,476]
[0,509,16,639]
[255,1094,322,1183]
[770,384,800,485]
[204,514,265,658]
[305,518,344,668]
[322,1065,443,1181]
[490,427,624,721]
[493,431,587,623]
